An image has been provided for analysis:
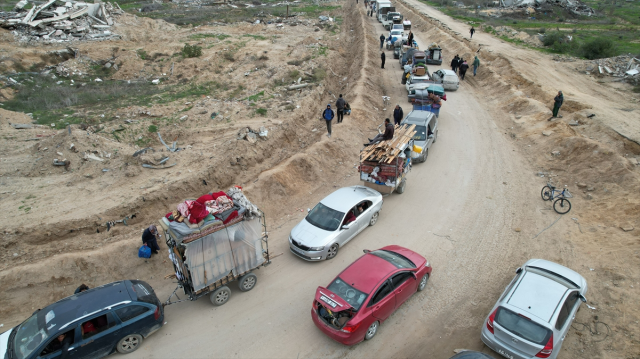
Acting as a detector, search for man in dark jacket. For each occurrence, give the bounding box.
[393,105,403,126]
[142,224,161,255]
[379,34,385,50]
[470,26,475,38]
[322,104,335,137]
[366,118,394,145]
[451,54,460,73]
[381,51,386,69]
[336,94,346,123]
[550,91,564,120]
[458,59,469,80]
[407,31,414,47]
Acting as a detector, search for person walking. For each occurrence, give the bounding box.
[379,34,385,50]
[550,91,564,120]
[381,51,386,69]
[336,94,346,123]
[470,26,475,38]
[393,104,404,126]
[459,59,469,80]
[370,4,374,16]
[142,224,161,255]
[407,31,414,48]
[472,55,480,76]
[451,54,460,73]
[322,104,334,137]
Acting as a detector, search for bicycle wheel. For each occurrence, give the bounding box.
[541,186,552,201]
[553,198,571,214]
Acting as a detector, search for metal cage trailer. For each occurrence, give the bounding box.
[159,210,270,307]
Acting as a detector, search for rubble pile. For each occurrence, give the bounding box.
[500,0,595,17]
[0,0,123,43]
[582,55,640,85]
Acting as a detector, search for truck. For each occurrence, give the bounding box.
[382,11,402,30]
[159,187,271,307]
[359,124,415,195]
[376,1,393,23]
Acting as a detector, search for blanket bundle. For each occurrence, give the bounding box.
[165,186,261,226]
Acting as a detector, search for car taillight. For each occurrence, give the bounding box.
[535,334,553,358]
[154,306,160,320]
[486,308,498,334]
[340,322,361,333]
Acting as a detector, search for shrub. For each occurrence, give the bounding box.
[580,38,616,60]
[148,125,158,133]
[539,27,546,34]
[181,44,202,58]
[223,52,235,62]
[255,108,267,116]
[542,31,564,47]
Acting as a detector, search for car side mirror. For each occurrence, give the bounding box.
[363,249,371,254]
[428,134,434,139]
[341,223,353,230]
[411,272,417,280]
[515,267,523,274]
[578,294,587,303]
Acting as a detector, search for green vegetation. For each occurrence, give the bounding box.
[246,91,265,102]
[255,108,267,116]
[181,44,203,58]
[420,0,640,58]
[136,49,148,60]
[243,34,267,41]
[189,33,230,41]
[148,125,158,133]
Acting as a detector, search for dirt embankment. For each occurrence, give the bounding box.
[393,0,640,356]
[0,2,389,327]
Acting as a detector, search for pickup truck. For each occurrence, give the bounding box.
[383,11,401,30]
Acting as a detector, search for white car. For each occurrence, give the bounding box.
[431,69,459,91]
[405,74,432,93]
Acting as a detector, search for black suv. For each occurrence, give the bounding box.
[2,280,164,359]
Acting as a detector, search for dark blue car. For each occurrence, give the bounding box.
[1,280,164,359]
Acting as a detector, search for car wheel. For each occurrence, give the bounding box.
[369,212,379,226]
[116,334,143,354]
[364,321,379,340]
[418,273,429,292]
[210,286,231,306]
[326,243,339,260]
[396,179,406,194]
[422,149,428,162]
[238,273,257,292]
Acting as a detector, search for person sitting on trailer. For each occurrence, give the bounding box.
[365,118,394,146]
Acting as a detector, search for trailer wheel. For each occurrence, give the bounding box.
[396,179,406,194]
[210,286,231,306]
[238,273,258,292]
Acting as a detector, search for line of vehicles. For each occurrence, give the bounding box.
[0,6,589,359]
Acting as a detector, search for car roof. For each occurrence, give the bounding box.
[439,69,457,76]
[404,110,433,124]
[320,186,379,212]
[525,258,585,288]
[507,271,569,322]
[40,281,133,332]
[339,253,398,294]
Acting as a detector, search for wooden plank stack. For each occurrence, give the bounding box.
[361,124,416,164]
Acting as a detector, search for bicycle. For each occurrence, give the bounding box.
[541,183,572,214]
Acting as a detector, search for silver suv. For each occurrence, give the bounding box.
[481,259,588,359]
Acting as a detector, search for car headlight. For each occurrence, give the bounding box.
[308,246,324,251]
[425,260,430,267]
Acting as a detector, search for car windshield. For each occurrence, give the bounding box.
[13,311,52,359]
[411,125,427,141]
[370,249,416,268]
[328,277,368,311]
[412,78,428,84]
[391,31,402,36]
[495,307,552,345]
[305,202,344,231]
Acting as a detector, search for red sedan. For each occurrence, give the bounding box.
[311,245,432,345]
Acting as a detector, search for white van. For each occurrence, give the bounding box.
[431,69,460,91]
[376,0,392,23]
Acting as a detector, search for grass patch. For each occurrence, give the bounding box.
[136,49,148,60]
[148,125,158,133]
[189,33,230,41]
[255,108,267,116]
[245,91,265,102]
[227,85,245,100]
[181,44,203,58]
[243,34,267,41]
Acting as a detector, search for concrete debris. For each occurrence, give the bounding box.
[238,126,268,142]
[84,152,104,161]
[582,55,640,85]
[10,123,32,129]
[500,0,594,16]
[1,0,123,43]
[621,226,634,232]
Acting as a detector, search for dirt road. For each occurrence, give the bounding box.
[129,4,578,358]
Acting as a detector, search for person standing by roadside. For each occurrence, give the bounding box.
[142,224,161,255]
[451,54,460,73]
[473,55,480,76]
[550,91,564,120]
[379,34,385,50]
[381,51,386,69]
[407,31,414,48]
[393,104,404,126]
[459,59,469,80]
[336,94,346,123]
[470,26,475,38]
[322,104,335,137]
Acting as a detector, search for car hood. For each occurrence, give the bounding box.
[315,287,353,313]
[291,219,336,247]
[0,328,13,357]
